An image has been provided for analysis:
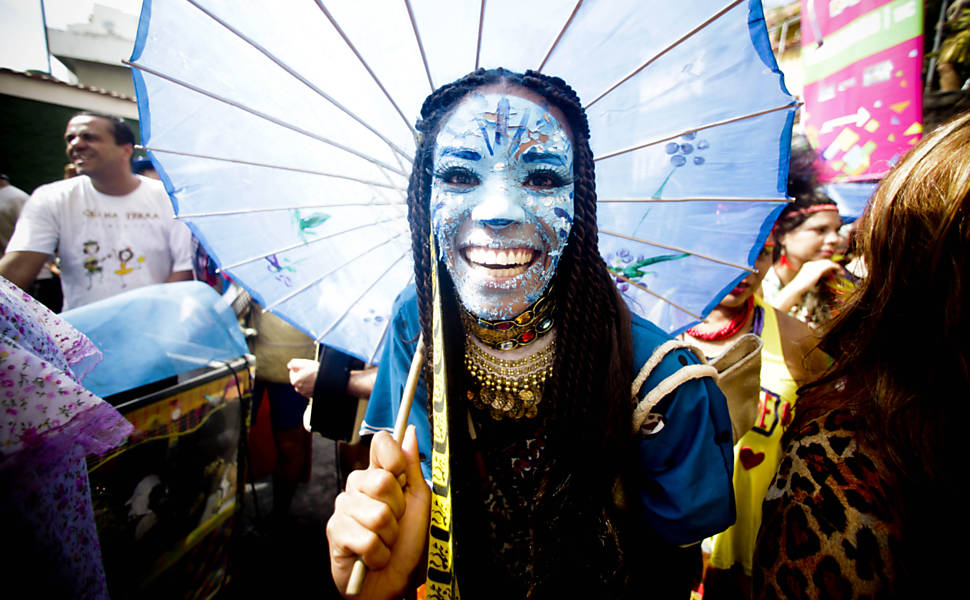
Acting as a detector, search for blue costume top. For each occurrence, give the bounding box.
[361,284,735,546]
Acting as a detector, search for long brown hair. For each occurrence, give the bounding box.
[793,111,969,588]
[406,68,634,598]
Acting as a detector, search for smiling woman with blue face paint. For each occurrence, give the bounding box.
[431,88,575,321]
[327,69,735,600]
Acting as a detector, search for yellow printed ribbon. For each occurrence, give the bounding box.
[426,235,460,599]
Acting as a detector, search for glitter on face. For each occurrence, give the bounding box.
[431,91,575,320]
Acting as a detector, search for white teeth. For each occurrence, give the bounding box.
[478,264,529,277]
[465,247,534,267]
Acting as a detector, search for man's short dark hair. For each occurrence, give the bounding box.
[71,111,136,147]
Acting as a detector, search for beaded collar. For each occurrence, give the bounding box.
[459,285,555,350]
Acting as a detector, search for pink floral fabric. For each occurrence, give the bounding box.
[1,276,133,599]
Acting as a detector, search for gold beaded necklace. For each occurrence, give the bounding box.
[464,334,555,420]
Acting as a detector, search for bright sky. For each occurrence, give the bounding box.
[0,0,142,74]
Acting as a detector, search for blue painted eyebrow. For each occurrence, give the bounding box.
[521,150,567,167]
[439,147,482,161]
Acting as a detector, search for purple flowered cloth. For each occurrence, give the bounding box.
[1,276,133,599]
[0,276,109,454]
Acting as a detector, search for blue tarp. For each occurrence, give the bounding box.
[62,281,249,397]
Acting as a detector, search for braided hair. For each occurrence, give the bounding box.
[407,68,634,597]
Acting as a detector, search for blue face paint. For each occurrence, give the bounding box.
[430,91,575,321]
[441,148,482,161]
[522,151,567,167]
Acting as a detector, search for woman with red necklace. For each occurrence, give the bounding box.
[684,240,828,598]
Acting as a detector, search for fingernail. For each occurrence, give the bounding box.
[397,473,407,488]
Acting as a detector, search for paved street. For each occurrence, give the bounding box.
[221,434,343,599]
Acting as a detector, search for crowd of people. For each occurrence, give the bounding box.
[324,70,962,600]
[0,68,964,599]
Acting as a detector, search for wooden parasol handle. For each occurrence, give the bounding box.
[345,336,425,596]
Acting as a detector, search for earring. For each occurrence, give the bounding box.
[779,248,793,269]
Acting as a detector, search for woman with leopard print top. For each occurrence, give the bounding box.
[752,112,969,599]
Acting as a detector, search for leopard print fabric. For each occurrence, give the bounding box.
[753,410,903,599]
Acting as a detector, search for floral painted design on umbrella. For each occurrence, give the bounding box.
[292,208,330,243]
[606,249,690,292]
[265,253,297,287]
[362,308,387,326]
[654,132,710,199]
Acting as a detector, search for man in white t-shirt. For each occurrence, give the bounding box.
[0,113,193,310]
[0,174,29,252]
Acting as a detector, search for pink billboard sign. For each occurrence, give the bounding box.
[800,0,923,182]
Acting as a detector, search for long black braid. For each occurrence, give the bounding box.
[407,68,634,598]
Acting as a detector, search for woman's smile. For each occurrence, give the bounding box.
[462,246,538,277]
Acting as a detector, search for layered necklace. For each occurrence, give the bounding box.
[685,296,755,341]
[462,288,557,420]
[464,335,555,420]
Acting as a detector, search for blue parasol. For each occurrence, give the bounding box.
[127,0,795,363]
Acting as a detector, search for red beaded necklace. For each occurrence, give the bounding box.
[686,296,754,341]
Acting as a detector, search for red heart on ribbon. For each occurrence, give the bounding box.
[739,446,765,470]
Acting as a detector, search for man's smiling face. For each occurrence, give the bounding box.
[64,115,131,181]
[431,87,574,320]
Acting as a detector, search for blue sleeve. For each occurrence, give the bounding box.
[361,285,432,481]
[631,323,735,545]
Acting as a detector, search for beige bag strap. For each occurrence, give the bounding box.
[631,340,716,433]
[708,334,763,443]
